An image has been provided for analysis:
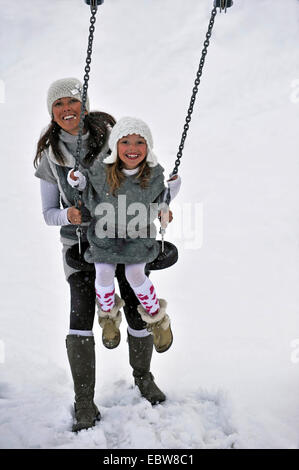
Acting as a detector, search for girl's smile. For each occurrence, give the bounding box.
[117,134,147,169]
[52,97,87,135]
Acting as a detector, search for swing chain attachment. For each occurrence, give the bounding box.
[172,1,232,177]
[214,0,233,13]
[85,0,104,12]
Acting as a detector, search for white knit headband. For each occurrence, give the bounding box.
[47,78,90,116]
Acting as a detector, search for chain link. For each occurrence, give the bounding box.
[172,7,218,176]
[73,6,98,209]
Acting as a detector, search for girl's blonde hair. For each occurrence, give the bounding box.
[106,157,151,196]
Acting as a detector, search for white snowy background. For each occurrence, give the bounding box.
[0,0,299,449]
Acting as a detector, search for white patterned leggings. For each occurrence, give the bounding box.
[95,262,159,316]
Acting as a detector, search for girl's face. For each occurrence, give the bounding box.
[52,97,87,135]
[117,134,147,170]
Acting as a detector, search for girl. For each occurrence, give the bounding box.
[68,116,181,357]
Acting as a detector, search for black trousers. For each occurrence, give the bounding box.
[68,264,148,331]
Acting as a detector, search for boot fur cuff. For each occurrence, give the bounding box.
[97,293,125,320]
[137,299,169,327]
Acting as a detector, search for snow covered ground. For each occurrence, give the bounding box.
[0,0,299,449]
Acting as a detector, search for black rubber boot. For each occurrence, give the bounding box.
[128,333,166,405]
[66,335,101,432]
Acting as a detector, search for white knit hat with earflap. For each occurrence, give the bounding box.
[104,116,158,167]
[47,77,90,116]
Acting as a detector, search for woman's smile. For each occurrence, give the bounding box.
[52,97,86,135]
[62,114,77,121]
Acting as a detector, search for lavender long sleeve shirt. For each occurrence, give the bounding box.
[40,179,70,226]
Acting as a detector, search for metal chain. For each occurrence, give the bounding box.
[171,6,218,177]
[74,6,98,176]
[73,4,99,251]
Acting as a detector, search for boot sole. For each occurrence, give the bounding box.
[151,396,166,405]
[72,412,101,433]
[102,332,121,349]
[102,338,120,349]
[137,387,167,406]
[155,335,173,354]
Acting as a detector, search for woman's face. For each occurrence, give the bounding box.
[52,97,87,135]
[117,134,147,170]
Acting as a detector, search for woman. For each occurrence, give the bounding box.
[34,78,166,433]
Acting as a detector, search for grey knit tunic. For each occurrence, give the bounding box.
[80,158,166,265]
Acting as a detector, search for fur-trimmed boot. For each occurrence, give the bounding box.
[97,294,125,349]
[66,334,101,432]
[128,333,166,405]
[137,299,173,353]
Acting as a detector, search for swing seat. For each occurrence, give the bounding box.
[66,240,178,272]
[146,241,178,271]
[66,242,95,272]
